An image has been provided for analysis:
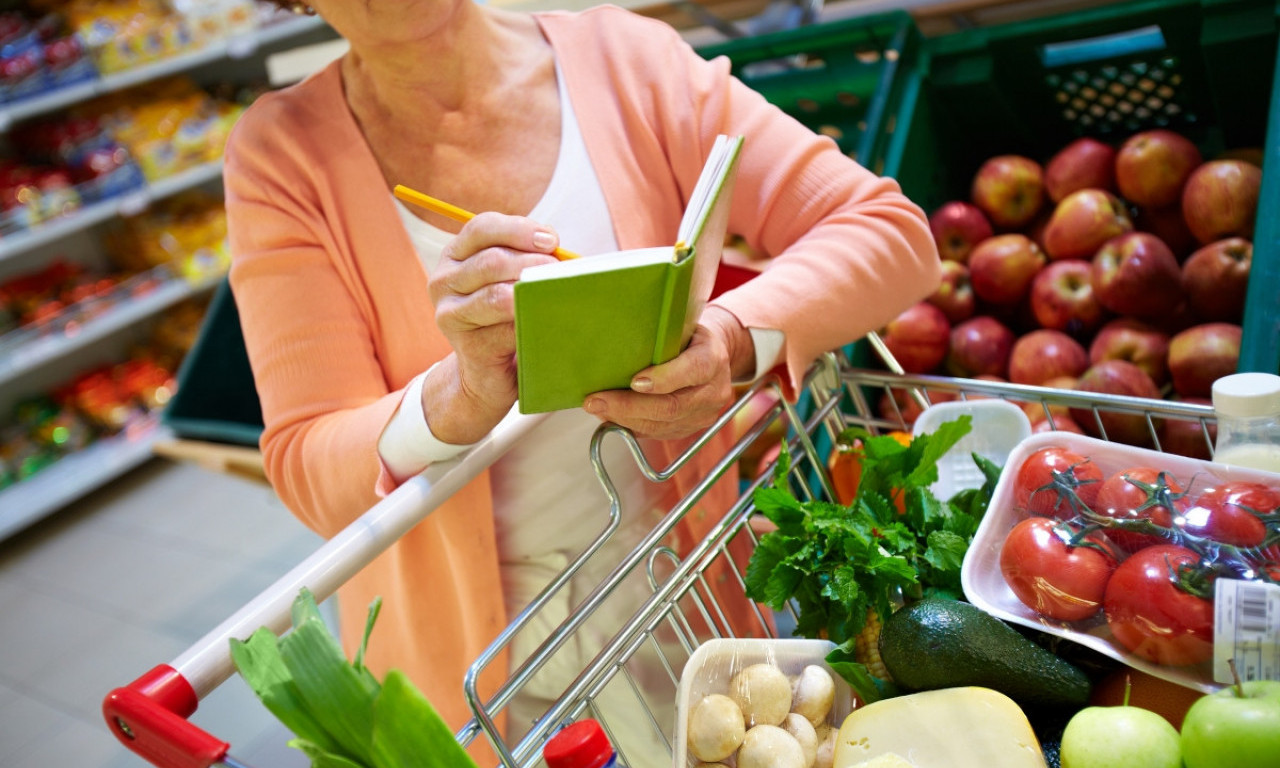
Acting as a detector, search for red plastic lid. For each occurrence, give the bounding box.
[543,719,614,768]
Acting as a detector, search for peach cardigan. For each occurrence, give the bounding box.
[224,4,938,743]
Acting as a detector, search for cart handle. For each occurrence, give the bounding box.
[103,410,548,768]
[103,665,229,768]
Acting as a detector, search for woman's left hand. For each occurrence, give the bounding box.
[583,305,756,440]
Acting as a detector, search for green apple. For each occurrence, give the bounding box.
[1060,703,1182,768]
[1181,680,1280,768]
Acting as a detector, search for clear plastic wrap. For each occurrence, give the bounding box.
[963,431,1280,693]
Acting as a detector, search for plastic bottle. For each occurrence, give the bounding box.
[1211,372,1280,471]
[543,719,621,768]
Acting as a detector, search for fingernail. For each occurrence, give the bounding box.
[631,376,653,393]
[584,398,605,414]
[532,230,557,252]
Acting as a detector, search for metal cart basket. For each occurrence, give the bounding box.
[102,352,1217,768]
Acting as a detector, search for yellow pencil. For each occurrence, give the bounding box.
[393,184,580,260]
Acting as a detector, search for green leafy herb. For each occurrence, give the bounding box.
[231,589,477,768]
[745,418,1004,701]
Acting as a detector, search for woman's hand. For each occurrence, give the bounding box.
[424,212,559,444]
[583,305,757,441]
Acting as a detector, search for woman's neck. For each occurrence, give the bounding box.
[341,6,540,124]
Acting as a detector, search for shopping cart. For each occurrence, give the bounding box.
[102,351,1217,768]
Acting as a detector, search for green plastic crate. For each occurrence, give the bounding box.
[878,0,1280,373]
[699,10,921,172]
[162,277,264,446]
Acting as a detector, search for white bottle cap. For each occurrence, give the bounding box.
[1212,372,1280,418]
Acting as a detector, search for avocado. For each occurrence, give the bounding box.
[879,598,1092,711]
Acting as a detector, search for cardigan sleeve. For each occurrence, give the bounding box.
[565,9,941,393]
[224,96,411,537]
[703,58,941,390]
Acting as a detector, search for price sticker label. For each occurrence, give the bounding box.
[1214,578,1280,684]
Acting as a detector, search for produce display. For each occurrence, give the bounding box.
[879,127,1262,456]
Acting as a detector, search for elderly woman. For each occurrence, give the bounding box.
[226,0,939,757]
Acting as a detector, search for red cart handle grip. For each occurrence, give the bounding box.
[103,665,230,768]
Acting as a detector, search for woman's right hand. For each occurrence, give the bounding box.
[423,211,561,444]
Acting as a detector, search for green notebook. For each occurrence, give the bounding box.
[514,134,745,414]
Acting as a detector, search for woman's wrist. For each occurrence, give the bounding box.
[701,304,756,381]
[420,355,508,445]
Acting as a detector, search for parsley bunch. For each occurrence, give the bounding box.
[744,415,1001,645]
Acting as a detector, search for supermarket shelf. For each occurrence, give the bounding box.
[0,160,224,263]
[0,15,330,130]
[0,418,167,543]
[0,272,221,387]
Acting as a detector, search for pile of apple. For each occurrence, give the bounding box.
[880,128,1262,456]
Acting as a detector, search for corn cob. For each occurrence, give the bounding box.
[853,607,893,683]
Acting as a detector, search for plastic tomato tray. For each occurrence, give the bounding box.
[962,430,1280,693]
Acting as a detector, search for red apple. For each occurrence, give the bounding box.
[1134,203,1197,262]
[1158,396,1216,460]
[880,302,951,374]
[1181,237,1251,323]
[1029,259,1107,337]
[1045,137,1117,202]
[1088,318,1171,387]
[928,201,993,264]
[926,260,976,324]
[971,155,1045,230]
[1115,129,1203,208]
[968,234,1046,306]
[1008,329,1089,386]
[946,315,1016,378]
[1167,322,1242,398]
[1071,360,1163,446]
[1182,159,1262,244]
[1090,232,1183,321]
[1043,189,1134,261]
[1023,375,1085,434]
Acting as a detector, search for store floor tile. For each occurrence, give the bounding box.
[0,458,319,768]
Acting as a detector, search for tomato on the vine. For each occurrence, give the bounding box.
[1092,467,1189,552]
[1180,481,1279,548]
[1000,517,1119,622]
[1104,544,1215,667]
[1013,446,1103,519]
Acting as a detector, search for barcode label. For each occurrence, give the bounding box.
[1240,584,1268,633]
[1214,578,1280,684]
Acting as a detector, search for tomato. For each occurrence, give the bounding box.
[1093,467,1189,552]
[1103,544,1214,667]
[828,443,863,505]
[1000,517,1118,621]
[1180,481,1279,547]
[1013,446,1104,519]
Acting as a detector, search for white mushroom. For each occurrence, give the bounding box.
[738,724,807,768]
[730,663,793,727]
[813,724,837,768]
[688,693,746,763]
[781,713,819,768]
[791,665,836,727]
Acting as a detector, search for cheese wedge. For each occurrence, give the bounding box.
[833,687,1047,768]
[851,754,917,768]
